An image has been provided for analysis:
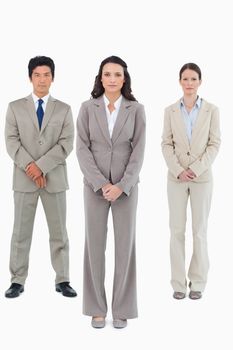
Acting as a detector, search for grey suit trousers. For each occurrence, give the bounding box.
[168,180,213,293]
[83,184,138,319]
[10,190,69,285]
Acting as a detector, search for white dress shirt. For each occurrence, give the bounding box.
[103,94,122,138]
[32,93,50,112]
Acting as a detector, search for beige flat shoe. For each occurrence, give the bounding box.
[113,319,127,328]
[91,317,105,328]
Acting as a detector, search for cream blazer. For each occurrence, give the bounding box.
[161,99,221,182]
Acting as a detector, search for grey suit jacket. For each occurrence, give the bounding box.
[5,94,74,193]
[161,99,221,182]
[76,96,146,195]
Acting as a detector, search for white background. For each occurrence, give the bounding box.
[0,0,230,349]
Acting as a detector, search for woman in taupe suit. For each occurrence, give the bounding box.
[162,63,221,300]
[76,56,146,328]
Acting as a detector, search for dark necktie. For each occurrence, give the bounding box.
[37,99,44,129]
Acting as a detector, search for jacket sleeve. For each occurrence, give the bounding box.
[5,103,34,170]
[76,103,110,192]
[35,107,74,175]
[161,108,184,178]
[189,107,221,177]
[115,104,146,195]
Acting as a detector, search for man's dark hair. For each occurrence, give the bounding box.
[28,56,55,79]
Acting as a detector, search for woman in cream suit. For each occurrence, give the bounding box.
[162,63,220,300]
[76,56,146,328]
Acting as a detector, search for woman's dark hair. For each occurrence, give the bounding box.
[91,56,137,101]
[179,63,202,80]
[28,56,55,79]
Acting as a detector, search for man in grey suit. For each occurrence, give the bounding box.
[4,56,77,298]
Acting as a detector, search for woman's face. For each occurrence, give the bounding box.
[101,63,125,95]
[179,69,201,96]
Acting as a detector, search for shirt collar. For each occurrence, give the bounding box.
[103,94,122,110]
[32,92,50,105]
[180,96,201,109]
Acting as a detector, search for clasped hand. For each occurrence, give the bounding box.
[25,162,46,188]
[102,184,123,201]
[178,169,196,182]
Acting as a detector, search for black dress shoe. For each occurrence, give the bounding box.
[5,283,24,298]
[55,282,77,297]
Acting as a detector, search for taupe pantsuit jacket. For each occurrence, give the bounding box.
[76,96,146,318]
[5,95,74,284]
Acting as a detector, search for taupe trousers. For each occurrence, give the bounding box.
[76,96,146,318]
[10,190,69,285]
[168,180,213,293]
[83,184,138,319]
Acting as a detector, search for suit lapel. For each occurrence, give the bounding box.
[94,96,112,146]
[190,100,209,146]
[93,96,131,145]
[40,96,56,134]
[25,95,40,132]
[172,101,190,148]
[111,97,131,144]
[25,95,56,134]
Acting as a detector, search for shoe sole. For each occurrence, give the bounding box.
[173,293,186,300]
[92,324,105,328]
[189,295,202,300]
[55,288,77,297]
[113,321,127,328]
[5,289,24,298]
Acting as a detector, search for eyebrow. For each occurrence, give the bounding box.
[34,72,51,75]
[103,71,123,74]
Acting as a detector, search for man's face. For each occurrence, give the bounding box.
[30,65,53,97]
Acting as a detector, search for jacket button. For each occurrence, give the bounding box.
[39,140,43,145]
[187,152,190,156]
